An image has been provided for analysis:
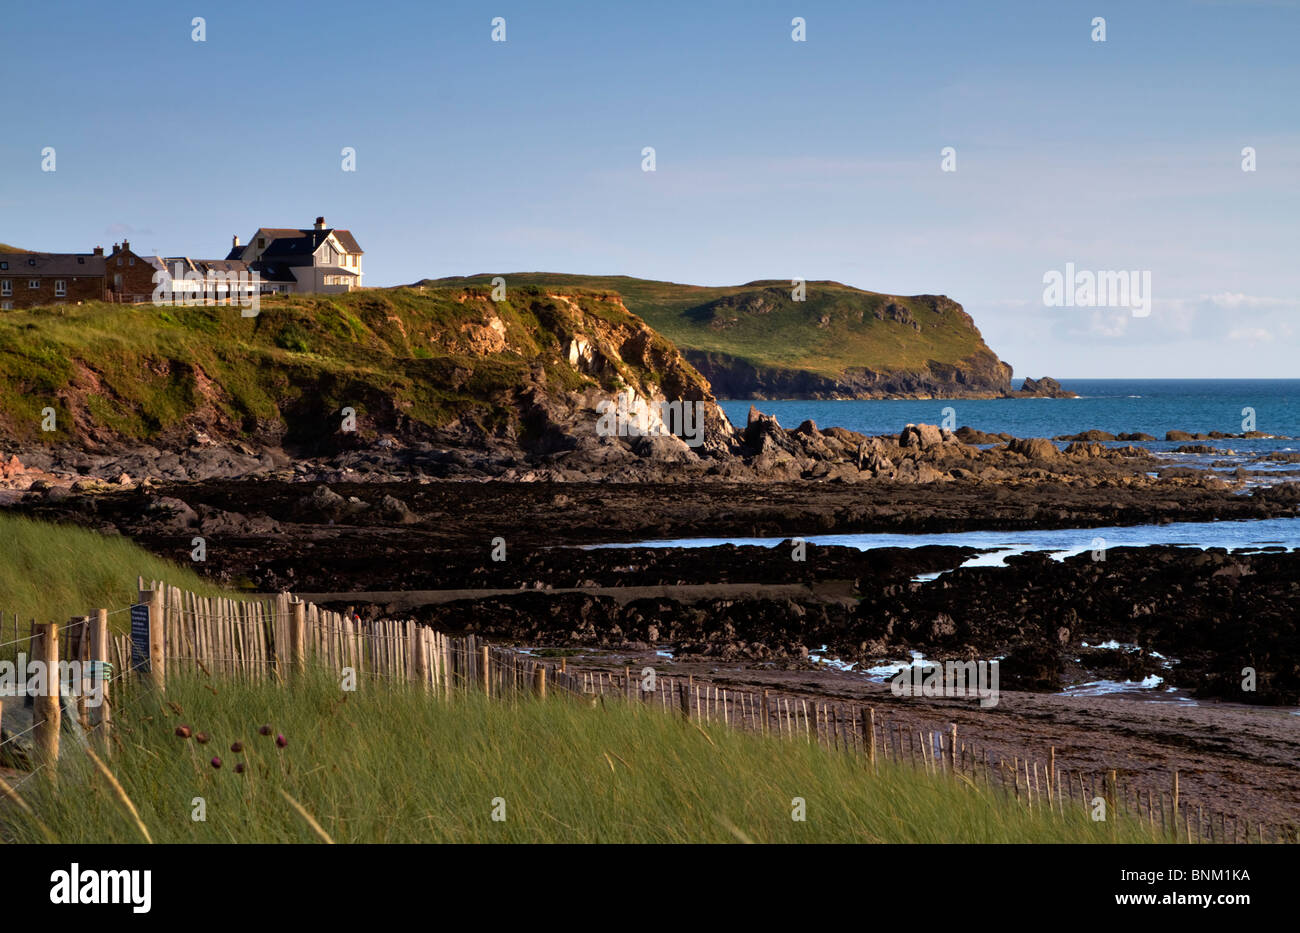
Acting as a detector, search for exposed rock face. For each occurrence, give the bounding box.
[1056,430,1117,442]
[955,426,1012,445]
[1016,376,1076,398]
[1,287,752,481]
[899,423,946,450]
[1006,437,1061,461]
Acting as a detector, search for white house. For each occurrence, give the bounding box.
[226,216,364,294]
[146,256,259,305]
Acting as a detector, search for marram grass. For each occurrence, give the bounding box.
[4,670,1162,844]
[0,512,229,652]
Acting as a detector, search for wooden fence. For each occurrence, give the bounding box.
[0,578,1291,844]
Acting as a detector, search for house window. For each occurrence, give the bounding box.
[55,280,66,297]
[0,262,7,270]
[28,279,40,289]
[0,281,10,296]
[77,257,85,264]
[0,301,11,310]
[322,245,333,264]
[117,258,122,266]
[257,238,265,249]
[129,258,135,266]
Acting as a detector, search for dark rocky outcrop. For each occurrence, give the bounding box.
[685,348,1031,400]
[1015,376,1076,398]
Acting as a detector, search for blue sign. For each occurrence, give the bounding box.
[130,604,150,673]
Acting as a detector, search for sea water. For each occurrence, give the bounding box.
[719,378,1300,458]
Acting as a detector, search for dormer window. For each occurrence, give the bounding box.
[28,258,36,266]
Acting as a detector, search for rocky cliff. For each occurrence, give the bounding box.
[425,274,1073,400]
[0,285,744,477]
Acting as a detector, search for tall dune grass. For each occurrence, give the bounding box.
[3,670,1162,844]
[0,512,229,659]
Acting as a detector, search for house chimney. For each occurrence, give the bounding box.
[112,243,120,253]
[93,246,104,257]
[314,216,326,230]
[233,234,240,248]
[122,239,130,252]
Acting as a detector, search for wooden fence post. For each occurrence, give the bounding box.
[33,621,60,768]
[948,723,957,773]
[68,615,89,732]
[865,708,876,766]
[1172,770,1180,834]
[89,608,111,747]
[290,599,306,676]
[481,646,491,697]
[1107,769,1118,827]
[1048,746,1056,812]
[139,585,165,692]
[411,626,428,691]
[533,663,547,699]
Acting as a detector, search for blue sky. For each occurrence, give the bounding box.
[1,0,1296,378]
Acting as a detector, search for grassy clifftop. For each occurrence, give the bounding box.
[428,274,1014,398]
[0,285,708,451]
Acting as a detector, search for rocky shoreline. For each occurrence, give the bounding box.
[5,405,1293,492]
[4,451,1298,707]
[4,410,1298,827]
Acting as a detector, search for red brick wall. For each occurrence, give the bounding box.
[106,242,156,301]
[0,273,104,309]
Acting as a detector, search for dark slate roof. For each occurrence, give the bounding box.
[197,259,250,274]
[156,257,197,275]
[224,246,244,261]
[254,227,306,240]
[0,252,106,276]
[316,266,358,276]
[250,226,363,255]
[260,232,330,260]
[331,230,363,254]
[249,262,298,283]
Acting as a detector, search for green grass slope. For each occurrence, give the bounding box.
[5,671,1161,844]
[0,513,228,653]
[0,285,695,449]
[428,273,1010,392]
